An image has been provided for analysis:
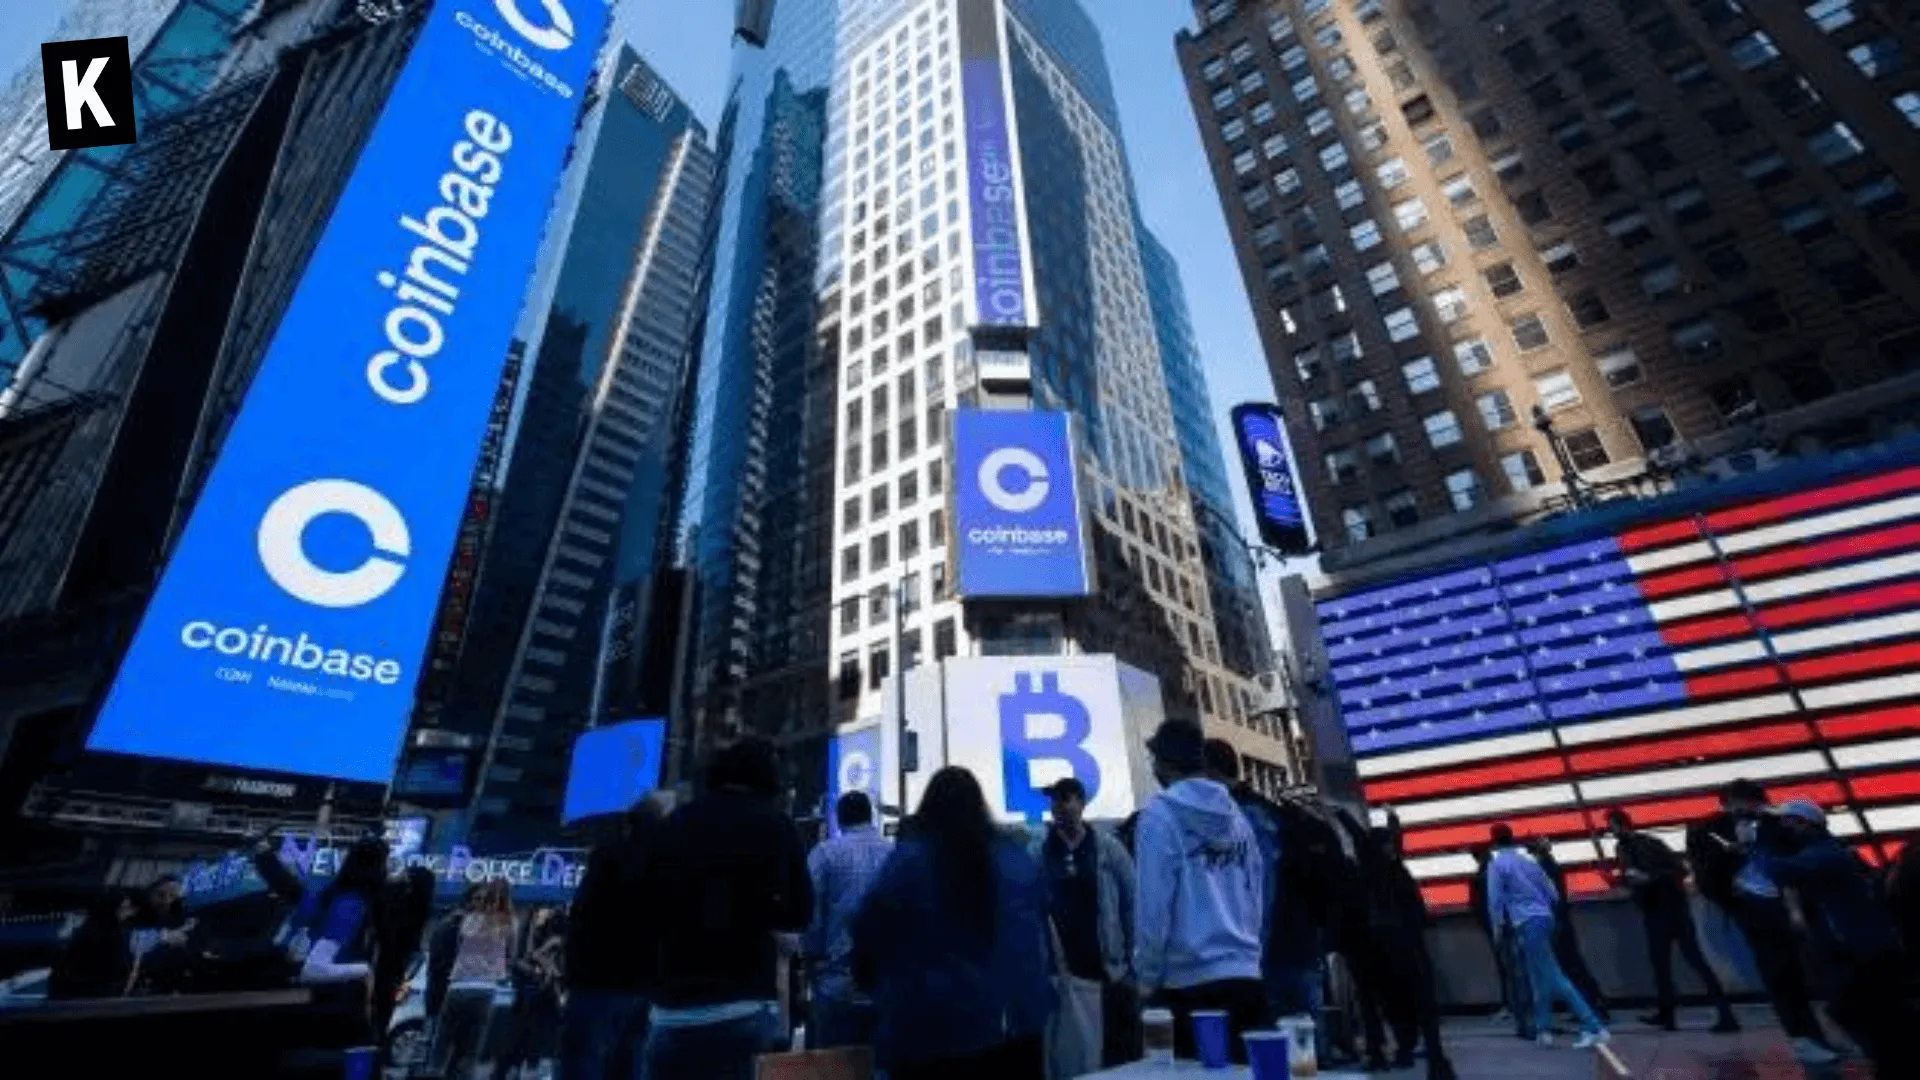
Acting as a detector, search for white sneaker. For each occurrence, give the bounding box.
[1535,1033,1555,1047]
[1573,1030,1612,1050]
[1792,1038,1839,1066]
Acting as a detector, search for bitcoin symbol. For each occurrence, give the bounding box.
[998,671,1101,824]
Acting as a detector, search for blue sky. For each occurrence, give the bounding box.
[5,0,1309,613]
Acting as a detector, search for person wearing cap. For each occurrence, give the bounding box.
[1029,776,1139,1065]
[1687,779,1837,1065]
[1751,798,1916,1077]
[1133,718,1265,1063]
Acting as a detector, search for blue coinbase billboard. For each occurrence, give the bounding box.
[826,726,883,836]
[561,717,666,824]
[86,0,614,783]
[952,409,1090,598]
[1230,402,1313,555]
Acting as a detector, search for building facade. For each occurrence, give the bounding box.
[821,0,1291,784]
[453,50,714,834]
[1179,0,1920,577]
[1139,226,1275,681]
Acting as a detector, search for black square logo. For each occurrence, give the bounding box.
[41,37,136,151]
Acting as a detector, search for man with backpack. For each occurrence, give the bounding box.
[1606,808,1739,1033]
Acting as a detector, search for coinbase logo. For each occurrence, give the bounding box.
[838,749,874,794]
[978,447,1049,512]
[257,480,411,609]
[493,0,574,50]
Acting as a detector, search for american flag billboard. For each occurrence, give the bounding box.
[1316,462,1920,907]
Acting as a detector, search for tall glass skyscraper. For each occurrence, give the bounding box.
[455,49,714,834]
[1140,226,1273,680]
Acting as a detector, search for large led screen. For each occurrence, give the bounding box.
[1316,463,1920,906]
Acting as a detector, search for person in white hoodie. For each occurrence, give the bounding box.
[1134,718,1266,1064]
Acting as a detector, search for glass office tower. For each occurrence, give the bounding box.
[456,50,714,834]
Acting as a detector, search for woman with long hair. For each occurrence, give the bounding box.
[852,767,1053,1080]
[373,866,439,1062]
[432,878,517,1079]
[290,836,390,1078]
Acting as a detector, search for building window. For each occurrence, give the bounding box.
[1350,219,1383,251]
[1233,149,1258,176]
[1469,108,1504,140]
[1274,169,1303,197]
[1569,290,1612,328]
[1252,100,1277,126]
[1393,197,1430,232]
[1732,291,1791,333]
[1778,201,1833,240]
[1563,428,1611,470]
[1700,237,1749,279]
[1402,355,1442,393]
[1330,331,1364,368]
[1319,143,1351,174]
[1365,432,1399,467]
[842,545,860,579]
[1294,346,1324,381]
[1710,377,1760,421]
[1464,214,1500,249]
[1366,261,1402,296]
[1424,132,1455,166]
[1596,344,1644,388]
[1512,314,1551,351]
[1310,397,1343,431]
[1342,504,1377,541]
[1670,315,1726,362]
[1899,92,1920,128]
[1326,447,1361,483]
[1502,449,1546,491]
[1663,184,1711,226]
[1446,469,1486,511]
[1384,489,1421,528]
[839,652,860,699]
[1312,283,1348,318]
[1821,258,1886,304]
[1242,185,1272,213]
[1423,410,1464,448]
[1454,338,1494,375]
[1484,262,1524,298]
[934,617,956,659]
[1263,132,1289,159]
[1527,77,1568,112]
[1349,378,1383,413]
[1806,122,1866,166]
[1577,160,1621,199]
[1385,307,1421,342]
[1514,192,1553,226]
[1600,92,1644,128]
[1442,174,1479,207]
[1307,107,1334,136]
[1805,0,1853,34]
[1629,405,1677,451]
[1554,119,1593,151]
[868,643,890,691]
[1535,369,1581,410]
[1433,286,1469,323]
[1729,31,1780,71]
[1491,148,1526,185]
[1702,101,1751,136]
[1412,240,1448,274]
[1222,117,1247,143]
[1852,174,1906,213]
[1377,158,1411,190]
[1626,136,1678,174]
[1254,222,1284,249]
[1605,208,1654,247]
[1477,389,1518,430]
[1336,179,1366,210]
[1212,86,1238,111]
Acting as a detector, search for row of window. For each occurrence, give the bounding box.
[836,615,958,698]
[839,509,946,588]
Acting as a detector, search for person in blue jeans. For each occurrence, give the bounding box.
[1484,824,1610,1049]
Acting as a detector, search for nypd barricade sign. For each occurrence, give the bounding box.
[951,409,1091,598]
[86,0,614,782]
[880,655,1158,824]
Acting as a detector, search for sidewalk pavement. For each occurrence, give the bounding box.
[1364,1006,1874,1079]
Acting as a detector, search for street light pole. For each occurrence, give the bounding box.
[893,576,911,820]
[1532,403,1595,511]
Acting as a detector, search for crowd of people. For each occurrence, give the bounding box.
[38,720,1920,1079]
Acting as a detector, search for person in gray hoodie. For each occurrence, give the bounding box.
[1134,718,1266,1064]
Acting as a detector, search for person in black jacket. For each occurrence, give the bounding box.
[374,867,438,1064]
[636,737,812,1080]
[561,793,673,1080]
[1685,780,1837,1066]
[1365,828,1457,1080]
[1605,808,1737,1032]
[1753,799,1917,1077]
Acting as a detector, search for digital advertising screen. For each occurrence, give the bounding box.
[951,408,1091,598]
[562,716,667,824]
[1230,402,1312,555]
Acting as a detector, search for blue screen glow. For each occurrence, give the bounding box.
[951,409,1091,598]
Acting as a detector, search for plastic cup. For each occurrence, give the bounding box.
[1142,1007,1175,1063]
[1244,1031,1290,1080]
[340,1046,377,1080]
[1192,1010,1231,1069]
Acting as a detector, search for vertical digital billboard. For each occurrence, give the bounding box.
[85,0,614,783]
[952,409,1091,598]
[1230,402,1313,555]
[562,717,666,824]
[957,0,1036,331]
[826,726,883,835]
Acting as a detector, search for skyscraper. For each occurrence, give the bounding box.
[1140,227,1273,681]
[454,49,714,834]
[820,0,1290,783]
[1180,0,1920,574]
